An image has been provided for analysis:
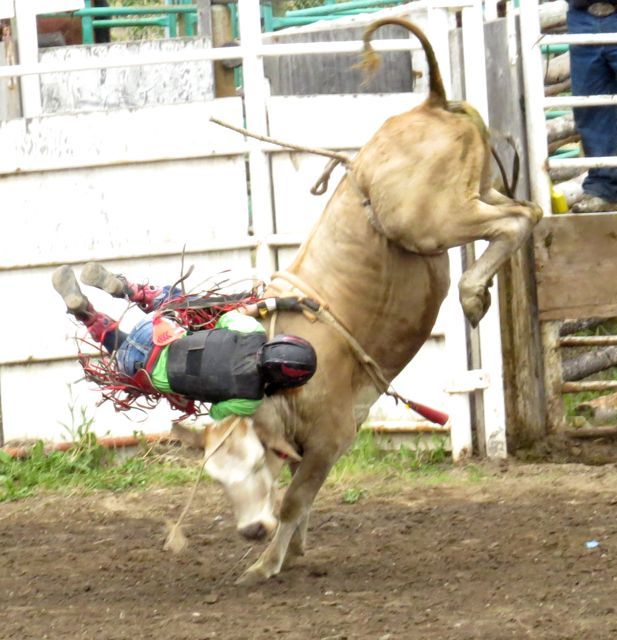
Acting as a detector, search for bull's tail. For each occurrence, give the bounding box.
[361,17,447,109]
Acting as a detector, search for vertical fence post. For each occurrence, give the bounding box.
[463,1,507,458]
[81,0,94,43]
[424,7,472,461]
[12,0,42,117]
[519,0,552,216]
[236,0,276,282]
[211,3,237,97]
[519,0,565,436]
[426,5,453,97]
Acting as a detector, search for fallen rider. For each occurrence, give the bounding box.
[52,263,317,418]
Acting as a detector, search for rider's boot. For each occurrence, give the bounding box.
[81,262,166,312]
[52,265,118,343]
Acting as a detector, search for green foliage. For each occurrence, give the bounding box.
[0,432,197,503]
[329,429,451,483]
[562,319,617,419]
[341,486,367,504]
[1,415,467,503]
[108,0,165,42]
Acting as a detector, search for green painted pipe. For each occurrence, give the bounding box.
[552,147,581,158]
[541,44,570,55]
[545,110,572,119]
[75,5,197,16]
[93,18,169,28]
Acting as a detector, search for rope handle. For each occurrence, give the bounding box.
[164,416,242,553]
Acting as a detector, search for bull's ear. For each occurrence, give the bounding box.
[170,422,206,449]
[267,435,302,462]
[252,421,302,462]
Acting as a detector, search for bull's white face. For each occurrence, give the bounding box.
[204,418,279,540]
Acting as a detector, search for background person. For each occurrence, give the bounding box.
[568,1,617,213]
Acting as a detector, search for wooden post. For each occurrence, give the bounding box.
[484,17,547,451]
[195,0,212,42]
[0,18,21,119]
[8,0,84,118]
[500,243,549,449]
[541,321,566,433]
[210,2,236,98]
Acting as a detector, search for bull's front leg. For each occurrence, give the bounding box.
[284,461,310,564]
[236,449,336,585]
[458,194,542,327]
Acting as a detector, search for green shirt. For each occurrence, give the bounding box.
[150,310,265,419]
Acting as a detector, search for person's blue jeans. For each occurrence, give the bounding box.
[568,8,617,200]
[110,285,181,375]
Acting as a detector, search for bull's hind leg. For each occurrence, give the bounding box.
[458,191,542,327]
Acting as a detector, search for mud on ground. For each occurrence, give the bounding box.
[2,461,617,640]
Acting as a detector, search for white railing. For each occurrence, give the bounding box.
[520,0,617,215]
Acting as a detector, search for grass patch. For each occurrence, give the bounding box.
[327,429,459,484]
[562,319,617,419]
[0,435,198,502]
[1,425,472,503]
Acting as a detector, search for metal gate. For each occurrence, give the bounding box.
[520,1,617,437]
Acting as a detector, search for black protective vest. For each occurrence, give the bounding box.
[166,329,267,402]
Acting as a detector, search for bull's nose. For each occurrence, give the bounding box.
[239,522,268,540]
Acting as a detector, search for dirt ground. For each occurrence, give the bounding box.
[3,461,617,640]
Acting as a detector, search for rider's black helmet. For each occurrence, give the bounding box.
[258,335,317,394]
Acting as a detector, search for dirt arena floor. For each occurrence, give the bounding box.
[3,460,617,640]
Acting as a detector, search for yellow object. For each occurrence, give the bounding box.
[551,184,568,214]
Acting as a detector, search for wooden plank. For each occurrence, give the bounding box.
[0,158,250,271]
[39,37,215,114]
[0,98,245,175]
[482,18,545,449]
[267,93,423,149]
[264,24,414,97]
[534,213,617,321]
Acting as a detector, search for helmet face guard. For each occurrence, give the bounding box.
[258,335,317,394]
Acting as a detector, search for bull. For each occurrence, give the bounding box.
[173,16,542,584]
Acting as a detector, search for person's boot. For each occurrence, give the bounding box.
[571,193,617,214]
[80,262,128,298]
[81,262,165,312]
[52,265,118,344]
[52,265,91,317]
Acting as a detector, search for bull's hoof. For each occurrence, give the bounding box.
[283,544,304,569]
[460,283,491,328]
[287,537,306,559]
[517,199,544,223]
[235,561,276,586]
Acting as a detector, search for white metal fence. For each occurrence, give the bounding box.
[1,0,506,460]
[520,0,617,214]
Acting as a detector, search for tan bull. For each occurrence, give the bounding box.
[175,17,542,584]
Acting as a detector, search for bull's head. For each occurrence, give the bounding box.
[171,416,300,540]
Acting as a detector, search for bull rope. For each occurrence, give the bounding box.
[164,415,242,554]
[209,116,352,166]
[268,271,449,426]
[209,117,389,243]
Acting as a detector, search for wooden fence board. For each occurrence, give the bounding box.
[535,213,617,320]
[264,24,414,96]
